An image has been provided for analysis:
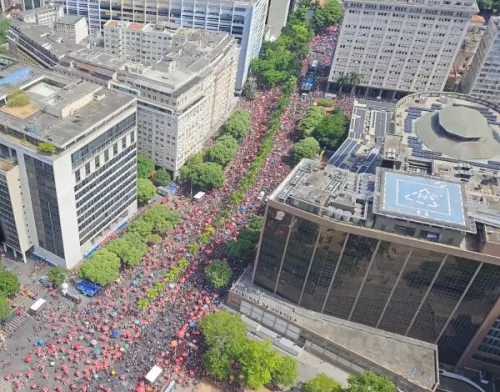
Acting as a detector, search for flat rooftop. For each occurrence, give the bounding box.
[378,170,469,229]
[231,269,439,392]
[56,15,85,25]
[0,62,135,149]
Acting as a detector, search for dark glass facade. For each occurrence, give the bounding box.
[253,207,500,367]
[0,174,20,250]
[25,156,64,258]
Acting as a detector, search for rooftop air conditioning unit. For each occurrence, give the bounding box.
[94,92,106,101]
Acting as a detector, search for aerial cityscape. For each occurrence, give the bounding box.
[0,0,497,391]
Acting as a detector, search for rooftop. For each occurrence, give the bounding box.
[376,170,470,230]
[0,62,135,150]
[231,268,439,392]
[56,15,85,25]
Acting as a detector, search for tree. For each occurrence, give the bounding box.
[292,137,320,161]
[205,260,233,288]
[141,204,180,234]
[236,339,280,390]
[216,135,239,151]
[107,234,148,266]
[222,110,252,141]
[199,311,247,350]
[227,216,263,261]
[312,110,347,149]
[137,178,157,203]
[0,297,11,321]
[48,266,67,288]
[0,271,20,297]
[337,74,350,94]
[203,346,233,380]
[317,98,334,107]
[187,162,225,189]
[272,356,298,386]
[478,0,493,8]
[347,72,363,95]
[79,249,121,286]
[263,70,288,87]
[242,79,257,100]
[297,107,326,137]
[38,142,57,153]
[344,371,396,392]
[205,142,237,167]
[153,169,171,187]
[301,373,342,392]
[7,89,30,107]
[128,218,154,238]
[137,154,155,179]
[0,19,10,45]
[313,0,342,31]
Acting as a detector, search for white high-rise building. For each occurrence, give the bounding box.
[105,21,239,175]
[0,59,137,268]
[55,0,267,90]
[461,17,500,105]
[329,0,478,98]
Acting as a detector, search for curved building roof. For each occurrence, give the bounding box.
[438,106,490,140]
[415,107,500,161]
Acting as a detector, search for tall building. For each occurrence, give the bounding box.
[0,58,137,268]
[105,21,239,174]
[54,15,89,44]
[328,0,478,98]
[18,5,64,26]
[54,0,101,35]
[461,16,500,105]
[244,93,500,375]
[266,0,291,40]
[55,0,268,90]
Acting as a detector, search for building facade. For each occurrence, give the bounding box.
[54,15,89,43]
[328,0,477,98]
[266,0,291,40]
[461,17,500,105]
[55,0,267,90]
[250,93,500,374]
[54,0,101,35]
[106,23,239,174]
[0,59,137,268]
[18,5,64,26]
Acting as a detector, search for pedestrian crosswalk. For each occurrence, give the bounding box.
[3,313,30,337]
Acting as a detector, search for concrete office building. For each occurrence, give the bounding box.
[54,15,89,43]
[0,59,137,268]
[238,93,500,378]
[328,0,478,98]
[446,14,486,90]
[56,0,267,90]
[461,17,500,105]
[105,21,239,175]
[54,0,101,34]
[18,5,64,26]
[266,0,291,40]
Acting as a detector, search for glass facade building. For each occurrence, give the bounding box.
[253,206,500,368]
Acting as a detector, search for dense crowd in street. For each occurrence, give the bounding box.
[0,25,353,392]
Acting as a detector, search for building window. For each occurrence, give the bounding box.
[104,150,109,162]
[113,143,118,155]
[75,169,81,183]
[85,163,91,175]
[122,137,127,149]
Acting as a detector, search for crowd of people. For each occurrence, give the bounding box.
[1,26,352,392]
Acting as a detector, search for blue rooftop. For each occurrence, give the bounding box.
[381,172,466,226]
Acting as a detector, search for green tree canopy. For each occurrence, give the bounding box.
[7,89,30,107]
[203,346,233,380]
[344,371,396,392]
[317,98,334,107]
[312,109,347,150]
[205,260,233,288]
[79,249,121,286]
[301,373,342,392]
[199,311,247,350]
[38,142,57,153]
[106,234,148,266]
[313,0,342,31]
[292,137,320,161]
[137,178,157,203]
[137,153,155,179]
[236,339,280,390]
[48,266,67,288]
[142,204,181,234]
[186,162,225,189]
[0,271,20,297]
[227,216,263,261]
[478,0,493,8]
[297,107,326,137]
[216,135,239,151]
[0,19,11,45]
[272,356,298,386]
[0,297,11,321]
[128,218,154,238]
[205,141,237,167]
[222,110,252,141]
[153,169,171,187]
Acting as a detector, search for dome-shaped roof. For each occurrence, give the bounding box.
[438,106,489,140]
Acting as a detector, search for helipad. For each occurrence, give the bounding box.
[380,171,466,227]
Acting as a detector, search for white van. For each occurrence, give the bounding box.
[145,365,163,384]
[29,298,47,315]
